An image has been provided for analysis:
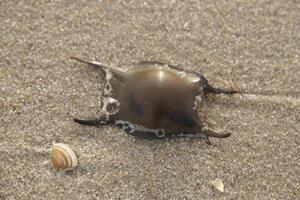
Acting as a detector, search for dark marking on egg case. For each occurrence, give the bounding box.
[130,93,144,117]
[168,111,195,128]
[71,57,238,143]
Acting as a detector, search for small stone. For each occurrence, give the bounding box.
[211,178,224,192]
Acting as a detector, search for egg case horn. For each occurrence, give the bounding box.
[70,56,127,82]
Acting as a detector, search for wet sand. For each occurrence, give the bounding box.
[0,0,299,199]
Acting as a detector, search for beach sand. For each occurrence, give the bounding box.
[0,0,299,199]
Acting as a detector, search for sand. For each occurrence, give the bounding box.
[0,0,299,199]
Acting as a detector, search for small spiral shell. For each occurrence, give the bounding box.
[50,143,78,170]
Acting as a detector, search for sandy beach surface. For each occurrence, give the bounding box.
[0,0,299,199]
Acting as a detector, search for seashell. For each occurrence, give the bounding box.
[50,143,77,170]
[71,57,238,143]
[211,178,225,192]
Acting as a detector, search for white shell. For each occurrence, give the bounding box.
[50,143,78,170]
[211,178,224,192]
